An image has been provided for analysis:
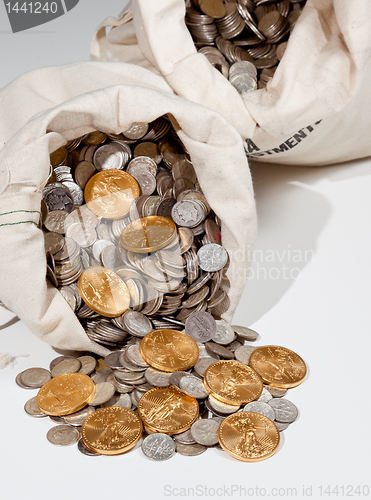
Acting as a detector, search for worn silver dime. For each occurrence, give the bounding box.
[197,243,228,272]
[211,319,235,345]
[142,433,176,461]
[171,200,205,228]
[190,419,220,446]
[234,344,258,365]
[185,311,216,343]
[231,325,259,341]
[47,425,80,446]
[51,358,82,377]
[24,396,46,417]
[122,309,153,337]
[194,357,216,377]
[88,382,116,406]
[257,387,273,403]
[126,344,149,368]
[63,406,95,426]
[20,368,51,388]
[93,143,130,171]
[44,210,69,234]
[173,429,197,445]
[127,156,157,177]
[208,395,240,414]
[176,442,207,456]
[144,367,172,387]
[104,351,124,370]
[243,401,276,421]
[268,398,298,423]
[123,122,149,140]
[77,355,97,375]
[275,421,290,432]
[265,385,288,398]
[179,374,208,399]
[44,232,65,256]
[78,438,101,456]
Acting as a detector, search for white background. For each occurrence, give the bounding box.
[1,1,370,499]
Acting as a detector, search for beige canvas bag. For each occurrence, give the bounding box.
[91,0,371,166]
[0,61,256,359]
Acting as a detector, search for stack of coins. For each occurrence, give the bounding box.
[185,0,307,90]
[17,323,307,461]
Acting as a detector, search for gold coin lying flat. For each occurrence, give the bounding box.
[81,407,142,455]
[138,386,199,435]
[218,411,280,462]
[78,266,130,317]
[37,373,96,416]
[249,345,307,389]
[84,170,140,219]
[120,216,177,253]
[140,329,199,372]
[204,360,263,405]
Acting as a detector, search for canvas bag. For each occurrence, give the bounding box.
[91,0,371,166]
[0,61,256,358]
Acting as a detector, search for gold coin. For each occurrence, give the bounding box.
[84,170,140,219]
[81,407,142,455]
[78,266,130,317]
[120,216,177,253]
[37,373,96,416]
[140,329,199,372]
[249,345,307,389]
[204,360,263,405]
[218,411,280,462]
[138,386,199,435]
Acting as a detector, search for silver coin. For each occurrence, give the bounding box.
[46,425,80,446]
[61,181,84,206]
[51,358,82,377]
[141,433,176,461]
[126,344,149,368]
[59,286,77,311]
[208,395,240,415]
[176,442,207,456]
[123,122,149,140]
[268,398,298,423]
[89,382,116,406]
[173,429,197,445]
[63,406,95,426]
[92,239,114,262]
[234,345,258,365]
[77,355,97,375]
[179,375,208,399]
[20,368,51,388]
[169,371,189,390]
[66,222,97,248]
[90,368,113,384]
[265,385,288,398]
[77,438,100,456]
[104,393,132,409]
[197,244,228,272]
[24,397,47,417]
[129,169,156,195]
[171,200,205,228]
[194,357,216,377]
[257,387,273,403]
[144,367,172,387]
[93,143,129,171]
[190,419,220,446]
[185,311,216,343]
[275,421,290,432]
[127,156,157,177]
[44,210,69,234]
[231,325,259,341]
[211,319,235,345]
[205,342,234,359]
[243,401,276,421]
[122,309,153,337]
[104,351,124,370]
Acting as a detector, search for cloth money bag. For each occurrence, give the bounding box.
[91,0,371,166]
[0,62,255,357]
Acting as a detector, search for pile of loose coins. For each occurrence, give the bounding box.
[185,0,307,91]
[17,324,307,461]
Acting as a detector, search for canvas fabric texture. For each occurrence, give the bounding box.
[0,61,256,357]
[91,0,371,166]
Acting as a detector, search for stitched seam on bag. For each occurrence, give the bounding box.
[0,210,40,217]
[0,221,38,227]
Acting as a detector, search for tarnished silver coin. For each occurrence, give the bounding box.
[122,310,153,337]
[205,342,234,359]
[175,442,207,456]
[234,344,258,365]
[197,243,228,272]
[24,397,47,417]
[93,142,130,171]
[171,199,205,228]
[144,367,172,387]
[257,387,273,403]
[231,325,259,341]
[268,398,298,423]
[47,425,80,446]
[104,351,124,370]
[77,355,97,375]
[126,344,149,368]
[102,393,132,409]
[211,319,235,345]
[127,156,158,177]
[51,358,82,377]
[194,357,216,377]
[141,433,176,461]
[208,395,240,415]
[44,232,65,256]
[20,368,51,389]
[243,401,276,421]
[265,385,288,398]
[89,382,116,406]
[169,371,189,390]
[63,406,95,426]
[44,210,69,234]
[190,419,220,446]
[123,122,149,140]
[91,368,113,384]
[185,311,216,343]
[77,438,101,456]
[275,421,290,432]
[179,374,208,399]
[173,429,197,445]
